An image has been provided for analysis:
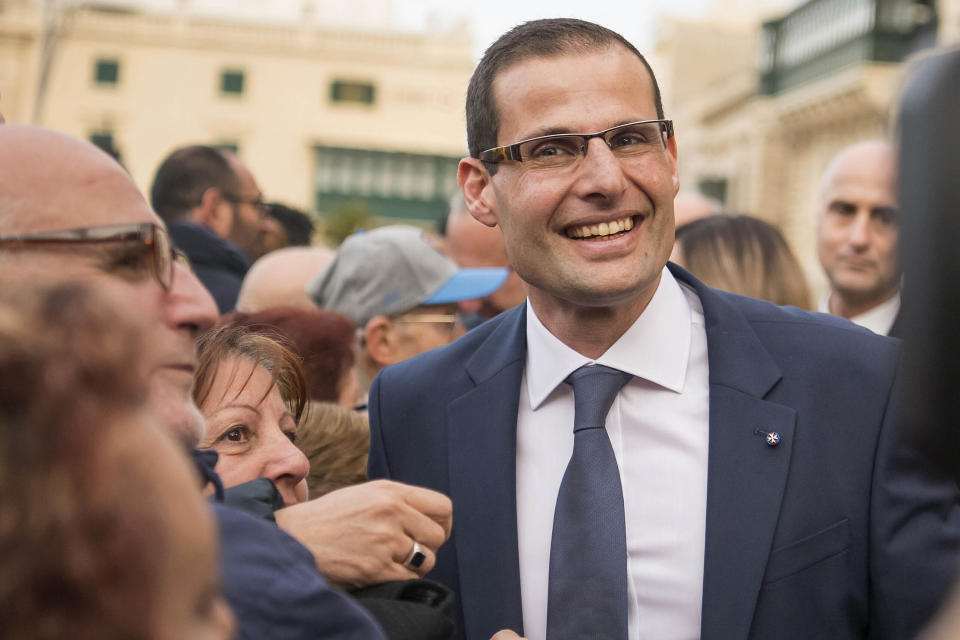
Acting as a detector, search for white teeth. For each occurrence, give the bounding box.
[567,216,635,239]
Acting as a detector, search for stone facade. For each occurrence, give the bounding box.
[655,0,959,295]
[0,0,474,221]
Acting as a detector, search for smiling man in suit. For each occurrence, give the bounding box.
[367,18,960,640]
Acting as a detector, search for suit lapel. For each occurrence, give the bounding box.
[448,305,527,639]
[670,265,796,640]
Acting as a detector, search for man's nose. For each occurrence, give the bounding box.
[572,138,628,201]
[848,211,872,249]
[165,261,218,336]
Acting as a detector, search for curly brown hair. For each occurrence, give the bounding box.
[296,402,369,497]
[0,284,178,640]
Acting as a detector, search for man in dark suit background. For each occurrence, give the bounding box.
[367,18,960,640]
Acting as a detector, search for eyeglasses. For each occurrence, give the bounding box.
[479,119,674,170]
[0,222,186,291]
[224,195,269,218]
[393,313,460,334]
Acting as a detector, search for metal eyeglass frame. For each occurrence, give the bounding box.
[479,119,674,165]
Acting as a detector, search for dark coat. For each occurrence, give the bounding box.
[169,221,250,314]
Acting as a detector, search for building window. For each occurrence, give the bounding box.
[698,178,728,206]
[313,146,459,223]
[89,131,121,163]
[94,58,120,86]
[220,70,245,96]
[214,141,239,154]
[330,80,376,105]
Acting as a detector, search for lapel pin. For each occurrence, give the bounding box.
[754,428,782,447]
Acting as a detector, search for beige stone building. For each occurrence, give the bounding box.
[655,0,958,295]
[0,0,474,224]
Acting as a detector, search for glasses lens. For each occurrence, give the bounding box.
[519,135,584,168]
[605,122,665,156]
[154,225,174,290]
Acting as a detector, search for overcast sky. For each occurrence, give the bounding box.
[390,0,711,58]
[125,0,799,60]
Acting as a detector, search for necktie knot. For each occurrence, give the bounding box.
[565,364,633,432]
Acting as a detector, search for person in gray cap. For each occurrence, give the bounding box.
[309,225,507,403]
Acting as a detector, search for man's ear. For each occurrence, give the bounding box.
[193,186,233,237]
[364,316,398,368]
[666,134,680,197]
[458,158,498,228]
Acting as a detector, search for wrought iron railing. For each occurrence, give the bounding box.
[760,0,936,94]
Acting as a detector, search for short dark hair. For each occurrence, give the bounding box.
[466,18,665,166]
[267,203,315,247]
[150,145,240,222]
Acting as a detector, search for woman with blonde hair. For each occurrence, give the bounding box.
[296,402,370,497]
[673,214,812,309]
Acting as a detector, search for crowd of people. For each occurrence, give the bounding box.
[1,17,957,640]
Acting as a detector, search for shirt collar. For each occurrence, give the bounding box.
[525,267,692,409]
[849,290,901,335]
[819,289,902,336]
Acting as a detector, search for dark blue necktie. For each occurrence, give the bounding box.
[546,364,632,640]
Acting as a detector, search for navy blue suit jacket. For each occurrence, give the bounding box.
[214,503,386,640]
[368,265,960,640]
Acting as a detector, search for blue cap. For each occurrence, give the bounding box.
[424,267,508,305]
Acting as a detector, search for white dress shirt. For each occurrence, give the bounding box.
[516,267,710,640]
[818,290,901,335]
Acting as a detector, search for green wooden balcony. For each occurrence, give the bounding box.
[760,0,936,95]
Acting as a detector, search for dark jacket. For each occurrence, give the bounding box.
[215,504,387,640]
[190,450,386,640]
[169,221,250,313]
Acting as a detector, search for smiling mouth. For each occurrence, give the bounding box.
[565,215,636,240]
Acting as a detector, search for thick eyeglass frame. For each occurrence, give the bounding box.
[0,222,183,291]
[479,119,674,165]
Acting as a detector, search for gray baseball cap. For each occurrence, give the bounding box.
[307,225,508,326]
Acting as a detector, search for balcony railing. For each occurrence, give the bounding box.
[760,0,936,95]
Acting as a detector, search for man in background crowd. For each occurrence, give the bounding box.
[236,245,336,313]
[309,224,507,403]
[266,202,315,250]
[444,192,526,328]
[817,140,901,335]
[150,145,274,313]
